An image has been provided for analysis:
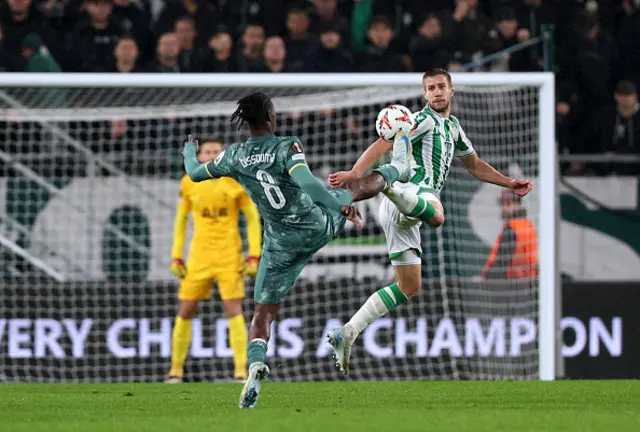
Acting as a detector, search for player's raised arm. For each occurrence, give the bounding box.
[328,137,391,187]
[461,153,533,197]
[182,135,232,181]
[285,141,352,212]
[452,122,532,196]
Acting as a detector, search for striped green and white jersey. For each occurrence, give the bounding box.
[408,106,475,191]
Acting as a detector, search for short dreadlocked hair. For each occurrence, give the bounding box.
[231,92,274,129]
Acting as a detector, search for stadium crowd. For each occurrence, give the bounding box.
[0,0,638,174]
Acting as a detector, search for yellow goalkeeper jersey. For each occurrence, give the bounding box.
[171,175,262,268]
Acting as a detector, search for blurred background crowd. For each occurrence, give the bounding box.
[0,0,638,175]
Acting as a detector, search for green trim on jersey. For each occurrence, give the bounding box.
[388,248,422,260]
[450,115,470,153]
[410,132,427,184]
[418,187,437,194]
[410,109,430,185]
[431,125,443,189]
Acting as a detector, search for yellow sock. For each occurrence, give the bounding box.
[228,314,248,379]
[169,316,192,378]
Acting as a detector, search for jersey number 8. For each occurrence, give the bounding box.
[256,169,286,209]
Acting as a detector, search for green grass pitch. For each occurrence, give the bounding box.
[1,381,638,432]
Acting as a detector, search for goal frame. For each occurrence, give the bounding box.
[0,72,558,380]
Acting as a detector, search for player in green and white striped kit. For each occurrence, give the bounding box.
[327,68,534,375]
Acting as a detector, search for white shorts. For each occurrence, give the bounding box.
[378,183,441,266]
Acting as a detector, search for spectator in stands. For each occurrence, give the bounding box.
[557,14,620,168]
[284,4,316,72]
[22,33,61,72]
[451,0,492,65]
[111,35,141,73]
[514,0,558,38]
[210,0,246,36]
[0,0,62,63]
[42,0,83,42]
[64,0,124,72]
[303,22,354,72]
[403,0,456,21]
[197,29,236,73]
[409,14,452,72]
[310,0,349,45]
[357,15,409,72]
[0,23,20,71]
[147,32,181,72]
[256,0,288,37]
[595,80,640,175]
[484,7,534,72]
[112,0,151,62]
[237,22,265,73]
[175,16,196,72]
[614,2,640,89]
[258,36,289,73]
[481,189,538,280]
[566,14,619,97]
[154,0,217,49]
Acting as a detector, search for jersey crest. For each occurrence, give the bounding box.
[291,142,304,153]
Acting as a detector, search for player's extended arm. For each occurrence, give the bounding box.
[182,138,230,182]
[462,153,513,187]
[350,138,393,177]
[329,138,391,186]
[463,153,533,196]
[289,164,352,212]
[239,193,262,258]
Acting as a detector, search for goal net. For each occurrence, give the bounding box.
[0,73,556,383]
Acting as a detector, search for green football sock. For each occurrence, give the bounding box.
[345,283,408,338]
[384,186,436,223]
[377,283,408,310]
[373,164,399,186]
[408,196,436,222]
[247,339,268,366]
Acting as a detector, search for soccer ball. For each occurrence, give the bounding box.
[375,105,414,141]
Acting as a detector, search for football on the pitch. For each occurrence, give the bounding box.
[375,105,414,141]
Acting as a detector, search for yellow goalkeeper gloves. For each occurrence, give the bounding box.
[169,258,187,279]
[241,256,260,277]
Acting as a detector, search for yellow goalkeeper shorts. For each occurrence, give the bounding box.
[178,255,245,301]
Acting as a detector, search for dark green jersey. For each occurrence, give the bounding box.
[203,135,344,252]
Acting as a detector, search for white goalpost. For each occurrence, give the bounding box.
[0,72,557,382]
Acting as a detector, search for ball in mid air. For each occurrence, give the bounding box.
[375,105,415,141]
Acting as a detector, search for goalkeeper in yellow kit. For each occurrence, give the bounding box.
[166,139,262,383]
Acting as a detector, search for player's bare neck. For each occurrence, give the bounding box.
[429,105,451,119]
[249,127,274,138]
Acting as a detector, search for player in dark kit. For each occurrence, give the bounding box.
[182,92,412,408]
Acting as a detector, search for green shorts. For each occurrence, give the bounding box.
[254,203,347,304]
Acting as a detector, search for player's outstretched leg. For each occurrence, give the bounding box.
[388,130,412,182]
[329,283,408,375]
[383,187,445,227]
[327,328,351,376]
[370,131,412,187]
[239,303,278,409]
[341,132,412,203]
